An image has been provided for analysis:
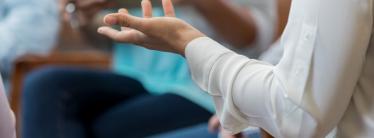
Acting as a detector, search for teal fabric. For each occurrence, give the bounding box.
[112,8,215,112]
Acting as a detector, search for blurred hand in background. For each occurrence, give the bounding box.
[209,115,244,138]
[60,0,115,28]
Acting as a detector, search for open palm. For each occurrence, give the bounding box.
[98,0,205,55]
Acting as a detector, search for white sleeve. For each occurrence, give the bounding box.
[186,37,278,134]
[0,77,16,138]
[185,0,372,137]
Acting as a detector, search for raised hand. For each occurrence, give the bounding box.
[97,0,205,55]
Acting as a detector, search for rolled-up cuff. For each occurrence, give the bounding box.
[185,37,231,96]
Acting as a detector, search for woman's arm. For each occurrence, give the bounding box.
[98,0,373,136]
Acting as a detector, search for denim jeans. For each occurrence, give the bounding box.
[21,67,212,138]
[151,124,217,138]
[153,124,261,138]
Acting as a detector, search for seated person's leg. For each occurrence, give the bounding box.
[93,93,212,138]
[22,66,148,138]
[150,123,217,138]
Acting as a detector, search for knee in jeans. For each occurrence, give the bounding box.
[24,67,63,86]
[22,67,68,97]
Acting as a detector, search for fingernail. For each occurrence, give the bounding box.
[104,16,116,25]
[118,8,128,13]
[97,27,104,33]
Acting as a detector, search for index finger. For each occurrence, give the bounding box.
[103,13,147,32]
[118,8,130,30]
[162,0,176,17]
[142,0,153,18]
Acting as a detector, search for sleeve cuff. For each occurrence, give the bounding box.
[185,37,232,96]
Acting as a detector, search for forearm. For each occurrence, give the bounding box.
[190,0,257,48]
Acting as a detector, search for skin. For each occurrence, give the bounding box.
[97,0,291,55]
[97,0,205,56]
[97,0,291,56]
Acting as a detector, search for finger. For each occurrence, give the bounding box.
[118,8,129,14]
[117,8,131,30]
[162,0,176,17]
[97,26,121,40]
[103,13,148,32]
[142,0,153,18]
[98,26,143,43]
[103,13,119,25]
[117,9,129,29]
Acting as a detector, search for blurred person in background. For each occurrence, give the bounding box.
[21,0,282,138]
[0,0,59,89]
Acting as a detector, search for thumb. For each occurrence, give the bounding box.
[103,13,148,32]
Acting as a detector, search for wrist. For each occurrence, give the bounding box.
[177,29,205,56]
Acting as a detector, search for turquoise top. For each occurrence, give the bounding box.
[112,8,214,112]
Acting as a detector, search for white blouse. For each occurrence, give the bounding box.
[0,77,15,138]
[185,0,374,137]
